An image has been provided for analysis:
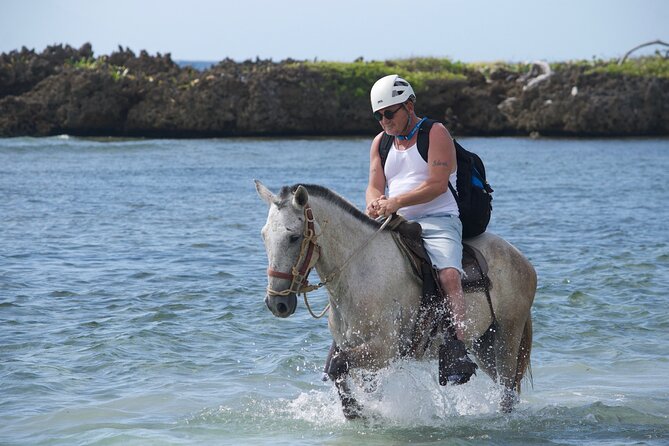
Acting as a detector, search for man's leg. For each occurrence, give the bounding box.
[439,267,466,340]
[415,214,476,384]
[439,267,478,385]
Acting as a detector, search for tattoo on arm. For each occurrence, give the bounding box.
[432,160,449,168]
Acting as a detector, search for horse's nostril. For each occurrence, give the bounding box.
[277,302,288,314]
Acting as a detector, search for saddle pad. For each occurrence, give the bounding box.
[461,243,491,292]
[387,215,490,291]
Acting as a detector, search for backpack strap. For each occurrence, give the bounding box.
[448,138,463,199]
[378,118,437,169]
[416,118,436,162]
[379,133,394,169]
[405,118,457,198]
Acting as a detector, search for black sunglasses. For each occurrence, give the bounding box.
[373,104,404,121]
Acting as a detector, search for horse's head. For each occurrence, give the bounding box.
[255,180,321,318]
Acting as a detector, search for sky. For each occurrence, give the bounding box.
[1,0,668,63]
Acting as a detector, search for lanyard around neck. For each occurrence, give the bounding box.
[396,117,427,141]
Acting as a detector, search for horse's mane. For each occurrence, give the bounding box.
[278,184,381,229]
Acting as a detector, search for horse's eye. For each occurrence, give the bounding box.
[289,234,300,243]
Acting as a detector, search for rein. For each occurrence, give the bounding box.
[266,205,393,319]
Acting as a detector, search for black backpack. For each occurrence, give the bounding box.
[379,119,493,238]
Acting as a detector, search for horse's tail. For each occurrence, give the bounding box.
[515,316,533,393]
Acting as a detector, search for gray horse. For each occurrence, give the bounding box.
[256,181,536,417]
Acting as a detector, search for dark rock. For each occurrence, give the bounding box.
[1,45,668,137]
[0,43,92,99]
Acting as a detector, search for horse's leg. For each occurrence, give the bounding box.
[493,315,530,413]
[471,323,498,382]
[334,376,364,419]
[515,316,533,393]
[498,317,532,413]
[481,240,536,413]
[322,340,336,381]
[327,347,364,419]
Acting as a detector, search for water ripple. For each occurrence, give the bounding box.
[1,137,668,445]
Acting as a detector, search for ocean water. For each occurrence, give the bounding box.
[1,135,668,445]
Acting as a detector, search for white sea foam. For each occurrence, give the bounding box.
[287,360,504,427]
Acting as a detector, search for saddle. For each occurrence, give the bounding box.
[385,215,492,357]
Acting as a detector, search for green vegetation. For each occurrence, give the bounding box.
[68,56,100,70]
[286,58,471,99]
[551,55,669,77]
[67,56,130,82]
[301,56,669,87]
[65,54,668,94]
[467,61,530,77]
[587,56,669,78]
[301,61,396,98]
[275,55,668,100]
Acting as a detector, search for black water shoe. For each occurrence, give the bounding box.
[439,338,478,386]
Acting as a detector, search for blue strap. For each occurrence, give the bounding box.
[396,117,427,141]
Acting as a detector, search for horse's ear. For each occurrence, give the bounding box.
[292,185,309,210]
[255,180,275,205]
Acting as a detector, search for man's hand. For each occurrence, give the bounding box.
[367,195,400,218]
[366,194,386,218]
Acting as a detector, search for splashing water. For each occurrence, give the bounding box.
[285,360,504,426]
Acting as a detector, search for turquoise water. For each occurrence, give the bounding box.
[1,136,668,445]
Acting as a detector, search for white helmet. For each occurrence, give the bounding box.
[370,74,416,112]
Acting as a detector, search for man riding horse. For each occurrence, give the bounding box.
[364,74,478,385]
[256,76,536,417]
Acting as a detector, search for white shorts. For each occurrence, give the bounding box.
[413,213,464,275]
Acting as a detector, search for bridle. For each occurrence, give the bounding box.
[265,203,393,319]
[266,205,327,316]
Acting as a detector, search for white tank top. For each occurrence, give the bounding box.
[384,142,458,220]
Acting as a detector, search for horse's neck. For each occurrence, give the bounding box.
[309,196,390,282]
[308,195,421,354]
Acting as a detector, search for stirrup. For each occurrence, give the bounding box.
[439,339,478,386]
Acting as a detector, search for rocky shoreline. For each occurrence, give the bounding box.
[1,44,667,138]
